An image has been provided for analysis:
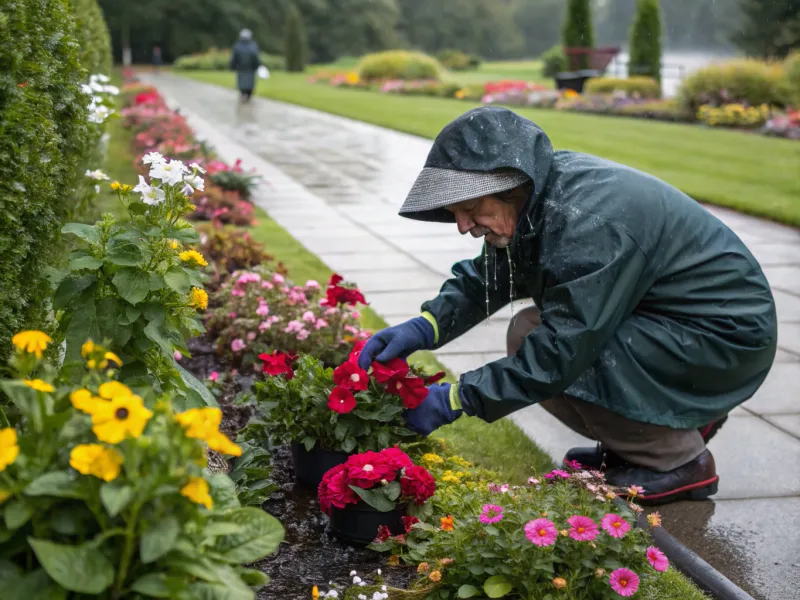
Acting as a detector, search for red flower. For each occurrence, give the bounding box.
[371,358,409,384]
[258,351,296,379]
[328,386,357,414]
[425,371,447,385]
[344,451,396,489]
[380,447,413,470]
[374,525,391,542]
[400,465,437,504]
[388,376,429,409]
[318,464,359,515]
[333,361,369,392]
[348,339,369,364]
[325,275,368,307]
[402,515,420,533]
[329,274,344,286]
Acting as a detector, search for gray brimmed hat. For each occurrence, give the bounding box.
[399,167,531,223]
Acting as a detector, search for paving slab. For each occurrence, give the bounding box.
[345,269,446,294]
[366,290,441,317]
[436,352,507,375]
[762,266,800,296]
[775,347,800,362]
[436,319,511,355]
[293,234,397,255]
[743,363,800,415]
[763,414,800,439]
[410,251,483,276]
[777,324,800,355]
[773,290,800,323]
[317,252,421,273]
[748,243,800,267]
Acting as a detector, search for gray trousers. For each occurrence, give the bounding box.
[507,306,705,472]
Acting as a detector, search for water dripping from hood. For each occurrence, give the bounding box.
[483,242,490,324]
[507,247,515,318]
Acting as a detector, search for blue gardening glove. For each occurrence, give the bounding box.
[404,384,468,437]
[357,316,435,370]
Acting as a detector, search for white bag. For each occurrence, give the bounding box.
[257,65,270,79]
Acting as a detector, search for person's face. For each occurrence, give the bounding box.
[446,185,529,248]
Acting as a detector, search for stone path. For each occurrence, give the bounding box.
[147,74,799,599]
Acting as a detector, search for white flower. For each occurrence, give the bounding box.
[181,183,195,196]
[87,102,112,123]
[326,592,338,599]
[358,595,367,600]
[85,169,109,180]
[358,581,366,586]
[133,175,165,205]
[81,83,93,95]
[91,73,110,83]
[184,174,205,192]
[349,571,357,577]
[376,570,381,576]
[150,159,188,186]
[102,84,120,95]
[190,162,207,174]
[381,586,387,592]
[142,151,165,166]
[352,576,361,584]
[94,184,100,194]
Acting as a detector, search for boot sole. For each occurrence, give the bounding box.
[635,476,719,506]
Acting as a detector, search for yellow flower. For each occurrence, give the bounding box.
[311,586,320,600]
[345,72,359,85]
[169,240,180,250]
[98,381,133,399]
[24,379,54,393]
[595,568,606,578]
[179,250,208,267]
[647,511,662,527]
[0,428,20,472]
[91,394,153,444]
[429,570,442,583]
[81,340,95,357]
[387,555,400,566]
[560,529,569,537]
[454,89,467,99]
[176,408,241,456]
[440,470,461,484]
[553,577,567,589]
[70,388,105,414]
[207,432,242,457]
[111,181,121,191]
[104,352,122,367]
[181,476,213,509]
[421,453,444,466]
[12,330,52,358]
[188,287,209,310]
[0,489,12,504]
[417,562,430,573]
[447,455,472,468]
[69,444,123,482]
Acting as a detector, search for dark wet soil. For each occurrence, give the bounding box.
[182,336,416,599]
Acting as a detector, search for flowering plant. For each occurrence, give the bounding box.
[206,270,370,368]
[207,158,260,199]
[318,448,436,517]
[196,222,281,281]
[55,152,215,408]
[0,336,283,598]
[189,185,255,225]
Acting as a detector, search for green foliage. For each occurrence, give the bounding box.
[0,0,96,366]
[629,0,662,82]
[677,59,793,113]
[209,167,261,199]
[196,223,276,275]
[731,0,800,59]
[437,49,481,71]
[541,45,568,78]
[228,441,278,507]
[785,51,800,105]
[585,76,662,98]
[285,6,309,72]
[562,0,593,69]
[174,48,285,72]
[359,51,442,81]
[69,0,112,74]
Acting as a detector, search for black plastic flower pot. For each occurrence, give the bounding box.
[329,502,406,546]
[290,441,351,488]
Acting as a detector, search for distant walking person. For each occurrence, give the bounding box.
[152,45,163,74]
[230,29,261,103]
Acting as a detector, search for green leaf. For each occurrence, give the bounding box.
[69,253,103,271]
[100,482,135,517]
[236,567,270,588]
[213,507,285,564]
[149,272,165,292]
[25,471,85,499]
[333,421,349,441]
[64,294,101,361]
[96,297,132,348]
[143,320,176,357]
[165,226,200,244]
[348,485,395,512]
[341,436,357,453]
[468,564,484,576]
[177,364,218,408]
[28,538,114,594]
[458,585,479,598]
[131,573,171,598]
[4,498,33,529]
[377,429,391,448]
[384,481,401,502]
[0,559,22,588]
[164,267,191,294]
[141,515,180,563]
[120,305,142,326]
[208,473,241,512]
[112,267,151,305]
[485,525,500,536]
[483,575,513,598]
[6,568,67,600]
[105,236,143,266]
[62,223,100,245]
[188,581,254,600]
[203,522,246,537]
[301,436,316,451]
[53,274,95,310]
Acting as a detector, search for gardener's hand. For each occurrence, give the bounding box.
[404,383,467,437]
[357,317,435,370]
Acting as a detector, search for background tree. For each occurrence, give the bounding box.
[730,0,800,59]
[285,5,308,72]
[562,0,593,68]
[628,0,662,80]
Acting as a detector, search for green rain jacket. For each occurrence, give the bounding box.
[408,107,777,429]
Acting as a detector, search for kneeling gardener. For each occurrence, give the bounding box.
[358,106,777,505]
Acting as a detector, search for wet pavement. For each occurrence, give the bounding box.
[147,73,800,600]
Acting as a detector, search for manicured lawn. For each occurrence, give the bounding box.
[181,70,800,227]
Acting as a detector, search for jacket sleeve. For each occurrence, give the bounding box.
[459,229,649,423]
[421,247,515,347]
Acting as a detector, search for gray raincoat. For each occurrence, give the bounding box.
[230,40,261,92]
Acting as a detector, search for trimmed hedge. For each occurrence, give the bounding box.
[174,48,286,72]
[358,50,442,81]
[70,0,112,75]
[786,51,800,105]
[437,49,481,71]
[585,76,662,99]
[0,0,100,362]
[541,45,567,78]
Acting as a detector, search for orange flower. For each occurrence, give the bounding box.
[440,515,454,531]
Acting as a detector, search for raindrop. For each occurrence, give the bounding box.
[506,246,515,318]
[483,242,490,324]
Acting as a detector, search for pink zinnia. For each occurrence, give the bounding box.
[608,568,639,597]
[302,310,316,322]
[208,371,219,382]
[259,320,272,331]
[646,547,669,572]
[567,515,599,541]
[544,469,571,480]
[256,303,270,316]
[524,518,557,547]
[489,483,510,493]
[527,477,539,486]
[479,504,504,525]
[601,513,631,539]
[246,331,257,341]
[273,273,285,284]
[285,320,304,333]
[231,339,246,352]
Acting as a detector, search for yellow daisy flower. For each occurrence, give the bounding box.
[24,379,54,393]
[0,428,20,472]
[70,388,106,414]
[421,453,444,465]
[98,381,133,399]
[12,330,52,358]
[91,395,153,444]
[111,181,121,191]
[69,444,123,482]
[104,352,122,367]
[179,250,208,267]
[207,432,242,457]
[81,340,95,357]
[176,407,222,439]
[188,287,208,310]
[0,489,12,504]
[181,476,213,509]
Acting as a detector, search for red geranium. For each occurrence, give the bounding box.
[371,358,409,384]
[318,464,359,515]
[389,376,429,409]
[402,515,420,533]
[380,447,413,470]
[328,386,357,414]
[333,361,369,392]
[374,525,391,542]
[425,371,447,385]
[400,465,437,505]
[258,351,297,379]
[325,273,368,307]
[329,274,344,286]
[345,451,396,488]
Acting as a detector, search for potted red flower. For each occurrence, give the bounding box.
[319,448,436,545]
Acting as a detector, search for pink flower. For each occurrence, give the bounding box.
[173,351,182,361]
[609,568,640,597]
[208,371,219,382]
[305,280,320,289]
[231,288,245,297]
[601,513,631,539]
[259,320,272,331]
[302,311,316,322]
[527,477,540,486]
[351,310,360,319]
[229,312,237,319]
[273,273,285,284]
[256,303,270,317]
[231,339,246,352]
[236,272,260,285]
[565,459,583,470]
[284,320,304,333]
[479,504,504,525]
[567,515,599,541]
[646,547,669,572]
[314,319,329,330]
[246,331,257,341]
[544,469,571,479]
[261,281,274,289]
[296,329,310,341]
[325,307,339,316]
[489,483,509,493]
[524,518,557,547]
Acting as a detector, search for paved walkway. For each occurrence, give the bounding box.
[148,74,799,599]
